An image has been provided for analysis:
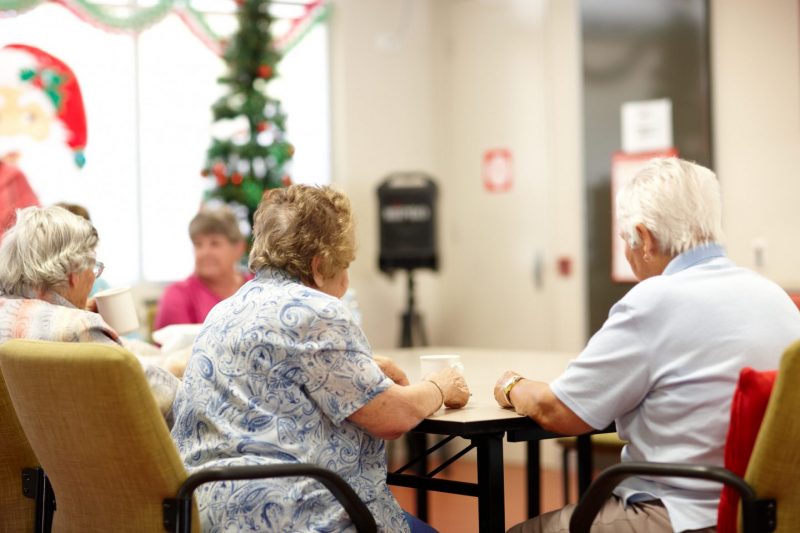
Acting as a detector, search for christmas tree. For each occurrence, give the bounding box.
[202,0,293,231]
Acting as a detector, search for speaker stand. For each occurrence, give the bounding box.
[400,269,428,348]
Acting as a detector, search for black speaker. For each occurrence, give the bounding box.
[377,172,438,273]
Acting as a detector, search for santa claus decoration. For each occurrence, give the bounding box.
[0,43,88,234]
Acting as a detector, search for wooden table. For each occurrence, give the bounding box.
[377,347,607,533]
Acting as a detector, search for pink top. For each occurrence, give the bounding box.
[154,272,252,330]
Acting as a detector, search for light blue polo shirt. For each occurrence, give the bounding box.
[551,244,800,532]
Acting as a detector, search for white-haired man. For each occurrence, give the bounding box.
[496,157,800,533]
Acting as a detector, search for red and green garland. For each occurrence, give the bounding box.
[0,0,329,57]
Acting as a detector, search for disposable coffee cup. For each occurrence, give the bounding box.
[419,354,464,378]
[94,286,140,335]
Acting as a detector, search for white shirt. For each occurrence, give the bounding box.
[550,244,800,532]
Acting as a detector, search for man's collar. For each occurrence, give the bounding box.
[663,243,726,276]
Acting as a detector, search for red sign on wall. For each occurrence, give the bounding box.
[482,148,513,192]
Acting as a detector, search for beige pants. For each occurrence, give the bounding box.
[506,497,716,533]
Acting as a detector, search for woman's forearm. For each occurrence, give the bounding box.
[347,381,443,440]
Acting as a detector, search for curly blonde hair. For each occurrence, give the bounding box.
[249,185,356,284]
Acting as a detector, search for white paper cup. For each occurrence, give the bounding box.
[94,286,139,335]
[419,354,464,378]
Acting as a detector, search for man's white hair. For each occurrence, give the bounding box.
[0,205,98,296]
[616,157,724,256]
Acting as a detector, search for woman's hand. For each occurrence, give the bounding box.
[373,354,410,386]
[428,366,470,408]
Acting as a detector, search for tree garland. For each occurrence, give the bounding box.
[0,0,329,56]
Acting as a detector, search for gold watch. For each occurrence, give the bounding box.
[502,375,525,406]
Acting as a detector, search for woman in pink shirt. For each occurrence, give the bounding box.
[154,205,251,330]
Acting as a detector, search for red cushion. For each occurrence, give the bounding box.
[717,368,777,532]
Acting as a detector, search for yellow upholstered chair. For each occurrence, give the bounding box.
[0,339,376,533]
[569,339,800,533]
[739,338,800,531]
[0,365,54,532]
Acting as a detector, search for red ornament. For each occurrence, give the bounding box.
[231,173,243,185]
[281,175,292,187]
[257,64,273,78]
[257,122,268,132]
[212,162,227,185]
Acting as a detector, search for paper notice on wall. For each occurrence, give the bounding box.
[620,98,673,154]
[482,148,513,192]
[611,149,678,283]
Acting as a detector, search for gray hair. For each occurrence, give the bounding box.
[616,157,724,256]
[0,206,98,295]
[189,204,244,243]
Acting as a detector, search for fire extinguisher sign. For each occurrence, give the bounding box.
[482,148,513,192]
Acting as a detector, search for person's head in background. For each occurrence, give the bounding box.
[189,205,246,286]
[54,202,91,221]
[0,205,99,308]
[249,185,355,298]
[616,157,724,281]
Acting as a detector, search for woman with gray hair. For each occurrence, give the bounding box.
[172,185,469,532]
[0,205,178,421]
[495,157,800,533]
[154,204,250,330]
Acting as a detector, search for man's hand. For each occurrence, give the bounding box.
[373,354,410,386]
[494,370,523,408]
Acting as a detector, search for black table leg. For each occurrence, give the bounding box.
[526,441,540,517]
[408,432,428,521]
[576,434,593,496]
[475,433,505,533]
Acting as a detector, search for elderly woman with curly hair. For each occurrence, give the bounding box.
[0,205,178,420]
[171,185,469,533]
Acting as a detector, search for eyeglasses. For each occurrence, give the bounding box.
[92,261,105,278]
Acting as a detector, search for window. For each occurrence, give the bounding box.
[0,2,330,284]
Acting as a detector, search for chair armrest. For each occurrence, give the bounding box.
[568,461,774,533]
[168,463,377,533]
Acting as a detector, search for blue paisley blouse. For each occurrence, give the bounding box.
[171,268,409,533]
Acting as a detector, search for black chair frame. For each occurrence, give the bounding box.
[21,467,56,533]
[163,463,377,533]
[569,462,776,533]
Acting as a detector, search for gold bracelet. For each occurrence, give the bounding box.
[426,379,444,412]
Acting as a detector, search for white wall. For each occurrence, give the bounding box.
[712,0,800,286]
[330,0,445,350]
[330,0,587,352]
